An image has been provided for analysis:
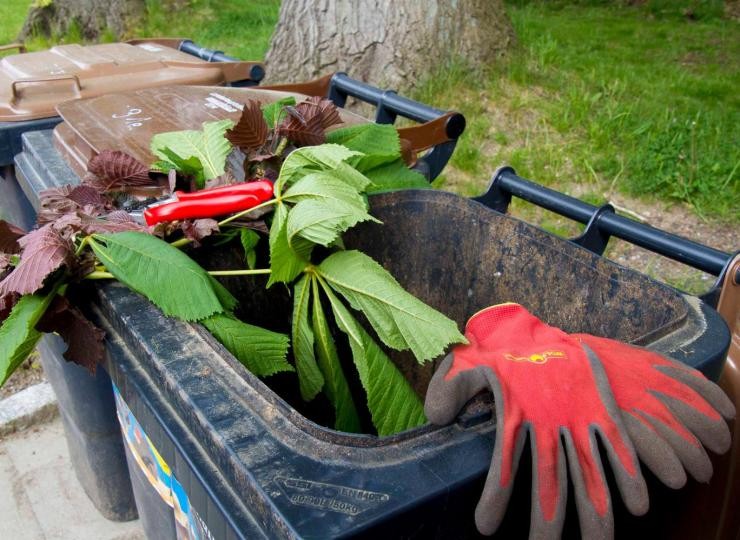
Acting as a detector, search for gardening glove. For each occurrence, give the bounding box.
[574,333,735,488]
[425,303,648,539]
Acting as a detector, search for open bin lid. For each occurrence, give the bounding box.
[0,40,261,122]
[52,85,368,177]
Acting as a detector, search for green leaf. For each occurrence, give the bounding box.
[0,292,55,387]
[157,149,205,188]
[319,280,426,436]
[150,119,234,183]
[287,199,377,247]
[276,144,364,194]
[151,159,176,172]
[291,275,324,400]
[282,172,369,209]
[326,123,401,171]
[262,96,296,129]
[89,232,224,321]
[267,204,312,287]
[317,250,466,363]
[202,314,292,377]
[240,229,260,270]
[207,275,238,312]
[311,277,361,432]
[364,159,430,192]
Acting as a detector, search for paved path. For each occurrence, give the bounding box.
[0,417,144,540]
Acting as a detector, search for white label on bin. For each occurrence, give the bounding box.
[274,476,390,516]
[111,106,152,131]
[209,92,244,111]
[138,44,163,52]
[205,96,238,112]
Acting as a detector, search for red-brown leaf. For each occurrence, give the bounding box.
[276,110,325,146]
[180,219,219,247]
[0,225,73,296]
[66,185,108,207]
[37,295,104,374]
[0,220,25,253]
[204,170,238,190]
[225,99,269,151]
[298,96,342,129]
[85,150,152,192]
[38,185,112,225]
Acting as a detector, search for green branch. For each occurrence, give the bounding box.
[84,269,271,280]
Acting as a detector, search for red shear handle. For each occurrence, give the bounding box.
[144,193,261,226]
[174,180,274,201]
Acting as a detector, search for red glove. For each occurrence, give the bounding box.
[575,334,734,488]
[425,304,647,539]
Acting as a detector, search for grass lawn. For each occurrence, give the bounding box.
[418,1,739,223]
[1,0,737,228]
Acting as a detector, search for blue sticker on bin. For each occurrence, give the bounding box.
[112,383,212,540]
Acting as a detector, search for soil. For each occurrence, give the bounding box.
[0,353,45,400]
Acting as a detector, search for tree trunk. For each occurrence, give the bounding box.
[264,0,515,91]
[19,0,146,42]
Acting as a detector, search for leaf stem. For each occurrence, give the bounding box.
[167,198,279,250]
[274,136,289,157]
[74,236,90,256]
[217,198,278,227]
[169,237,191,248]
[207,269,271,277]
[84,271,115,280]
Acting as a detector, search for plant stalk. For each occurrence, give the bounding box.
[84,271,115,280]
[207,269,271,277]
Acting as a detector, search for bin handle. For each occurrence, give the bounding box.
[162,59,264,84]
[474,166,737,300]
[261,72,466,180]
[125,37,187,50]
[397,112,466,153]
[259,73,335,98]
[0,42,26,54]
[11,75,82,98]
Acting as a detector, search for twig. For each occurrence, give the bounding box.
[607,200,648,223]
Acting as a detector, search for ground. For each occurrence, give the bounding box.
[0,355,45,401]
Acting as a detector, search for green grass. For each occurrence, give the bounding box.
[138,0,280,61]
[1,0,280,60]
[0,0,33,45]
[416,1,739,222]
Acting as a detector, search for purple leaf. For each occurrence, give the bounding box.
[0,225,73,296]
[38,185,112,225]
[85,150,152,192]
[76,212,149,235]
[180,219,219,247]
[37,295,104,374]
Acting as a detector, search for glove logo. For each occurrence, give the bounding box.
[504,350,566,364]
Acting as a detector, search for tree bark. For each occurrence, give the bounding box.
[19,0,146,41]
[264,0,515,91]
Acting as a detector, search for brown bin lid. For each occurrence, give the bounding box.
[53,85,367,177]
[0,40,261,122]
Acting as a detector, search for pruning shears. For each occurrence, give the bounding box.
[136,180,274,226]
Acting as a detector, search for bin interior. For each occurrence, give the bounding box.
[194,189,691,434]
